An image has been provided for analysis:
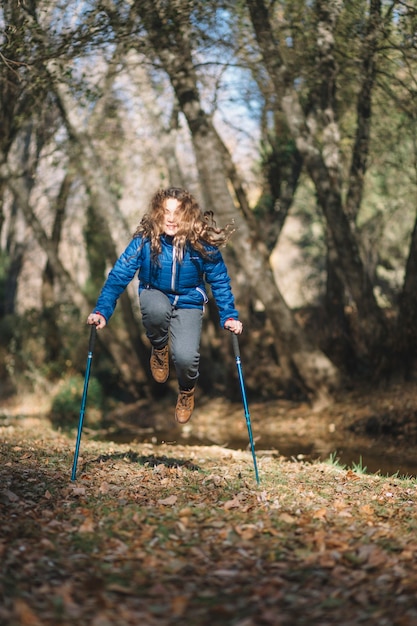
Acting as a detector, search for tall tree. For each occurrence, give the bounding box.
[387,1,417,373]
[245,0,388,367]
[0,1,150,394]
[128,0,341,404]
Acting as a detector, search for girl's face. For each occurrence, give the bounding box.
[163,198,180,236]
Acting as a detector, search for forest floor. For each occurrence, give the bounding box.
[1,383,417,625]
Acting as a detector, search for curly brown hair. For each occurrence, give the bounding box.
[133,187,235,261]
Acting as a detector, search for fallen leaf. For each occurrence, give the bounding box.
[171,595,188,617]
[313,508,328,520]
[106,583,133,595]
[55,582,80,616]
[360,504,374,516]
[223,497,241,510]
[234,524,258,540]
[4,489,19,502]
[13,599,42,626]
[78,517,95,533]
[213,569,239,577]
[345,469,361,481]
[158,495,178,506]
[91,611,115,626]
[178,507,193,517]
[366,546,388,569]
[40,538,55,550]
[355,544,388,569]
[318,552,338,568]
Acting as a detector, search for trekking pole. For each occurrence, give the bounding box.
[230,333,260,485]
[71,324,97,481]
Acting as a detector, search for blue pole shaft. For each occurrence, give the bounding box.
[71,326,96,481]
[232,334,260,485]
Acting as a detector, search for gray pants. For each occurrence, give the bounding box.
[139,289,203,389]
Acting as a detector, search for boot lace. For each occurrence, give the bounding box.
[153,348,167,368]
[178,390,193,408]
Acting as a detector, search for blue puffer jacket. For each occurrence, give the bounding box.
[93,234,238,327]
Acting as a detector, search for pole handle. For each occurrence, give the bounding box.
[231,332,240,358]
[88,323,97,352]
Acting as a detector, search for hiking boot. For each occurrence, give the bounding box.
[175,388,195,424]
[150,345,169,383]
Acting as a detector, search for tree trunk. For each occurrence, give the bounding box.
[1,157,145,396]
[46,61,154,387]
[345,0,382,221]
[41,171,74,361]
[396,214,417,377]
[245,0,387,362]
[1,194,24,317]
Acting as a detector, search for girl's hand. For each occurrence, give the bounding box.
[224,319,243,334]
[87,313,106,329]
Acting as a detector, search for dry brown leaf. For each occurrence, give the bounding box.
[234,524,258,540]
[352,589,369,606]
[171,595,188,617]
[179,507,193,517]
[204,474,224,486]
[78,517,95,533]
[318,552,338,568]
[13,599,42,626]
[54,582,80,617]
[400,549,416,560]
[313,508,328,520]
[278,512,296,524]
[4,489,19,502]
[175,520,188,533]
[313,529,327,552]
[105,538,129,557]
[189,546,209,560]
[91,611,115,626]
[360,504,374,516]
[355,544,388,569]
[223,496,241,510]
[158,494,178,506]
[345,469,361,481]
[366,546,388,569]
[213,569,239,577]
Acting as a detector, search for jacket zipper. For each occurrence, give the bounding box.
[171,246,177,291]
